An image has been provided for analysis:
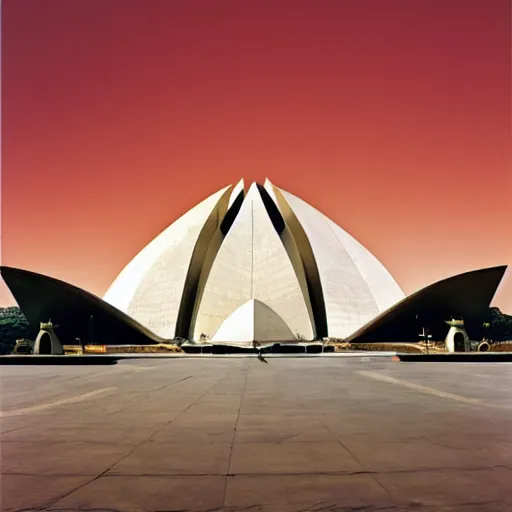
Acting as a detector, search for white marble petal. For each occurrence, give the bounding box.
[103,185,232,338]
[193,183,314,341]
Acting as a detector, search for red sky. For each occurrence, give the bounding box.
[1,0,511,313]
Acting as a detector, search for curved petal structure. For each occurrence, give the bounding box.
[103,185,232,338]
[324,218,404,312]
[192,183,315,341]
[267,180,405,338]
[347,266,507,343]
[1,266,164,345]
[228,178,245,209]
[211,298,295,344]
[5,178,491,348]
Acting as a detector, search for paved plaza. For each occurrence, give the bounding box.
[1,356,511,511]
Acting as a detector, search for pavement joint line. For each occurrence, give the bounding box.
[150,375,194,392]
[356,370,512,409]
[4,361,511,510]
[0,387,118,418]
[224,359,250,507]
[29,370,227,511]
[0,425,33,435]
[82,374,198,417]
[321,421,392,497]
[5,464,511,478]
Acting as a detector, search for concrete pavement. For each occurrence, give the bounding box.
[1,357,511,511]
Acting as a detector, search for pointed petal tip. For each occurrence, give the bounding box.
[247,181,259,193]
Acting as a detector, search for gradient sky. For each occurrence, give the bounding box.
[1,0,511,313]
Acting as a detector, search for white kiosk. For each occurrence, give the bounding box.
[444,319,470,353]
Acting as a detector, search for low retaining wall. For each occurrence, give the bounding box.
[181,343,334,354]
[0,355,120,365]
[397,352,512,362]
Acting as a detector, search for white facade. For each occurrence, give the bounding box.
[325,218,404,312]
[192,183,315,341]
[104,179,404,343]
[103,186,232,338]
[266,180,404,338]
[211,298,295,345]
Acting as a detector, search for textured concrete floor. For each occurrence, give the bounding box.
[1,357,511,511]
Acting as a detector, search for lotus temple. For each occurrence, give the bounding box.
[1,179,506,350]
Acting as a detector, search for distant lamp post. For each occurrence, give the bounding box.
[88,314,94,345]
[419,327,433,354]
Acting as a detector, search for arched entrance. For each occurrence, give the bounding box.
[38,332,52,354]
[454,332,466,352]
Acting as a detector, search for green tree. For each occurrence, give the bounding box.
[487,307,512,342]
[0,307,33,354]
